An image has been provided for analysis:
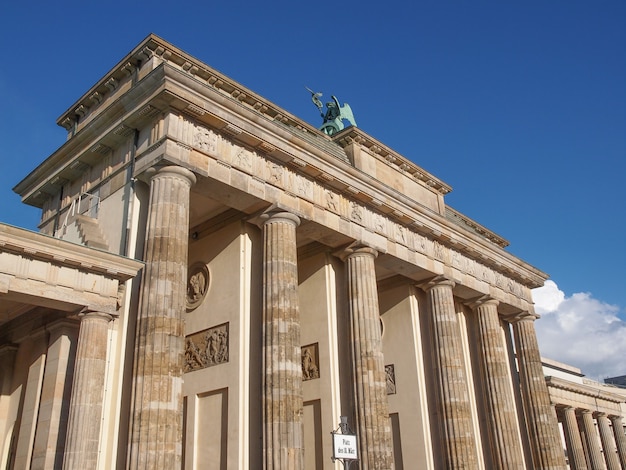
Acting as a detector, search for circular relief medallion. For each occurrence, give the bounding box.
[187,262,209,311]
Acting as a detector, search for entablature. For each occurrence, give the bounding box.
[547,376,625,415]
[0,223,143,323]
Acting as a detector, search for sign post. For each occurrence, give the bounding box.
[331,416,358,469]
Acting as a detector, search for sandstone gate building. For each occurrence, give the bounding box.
[2,34,625,469]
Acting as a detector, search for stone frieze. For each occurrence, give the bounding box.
[174,116,531,303]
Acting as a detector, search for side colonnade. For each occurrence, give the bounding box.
[555,404,626,469]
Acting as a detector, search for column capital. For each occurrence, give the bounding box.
[466,295,499,310]
[335,241,378,261]
[558,404,576,412]
[511,311,539,323]
[145,164,197,186]
[78,310,113,323]
[418,275,455,292]
[260,209,301,227]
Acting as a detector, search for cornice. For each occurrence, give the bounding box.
[56,33,322,139]
[545,376,626,404]
[444,207,509,248]
[333,127,452,196]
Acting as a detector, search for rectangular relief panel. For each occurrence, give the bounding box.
[195,388,228,469]
[185,323,229,373]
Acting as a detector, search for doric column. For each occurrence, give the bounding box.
[471,298,525,469]
[609,415,626,469]
[423,277,478,469]
[512,313,567,469]
[63,312,112,469]
[343,244,394,469]
[597,413,621,470]
[579,410,606,470]
[32,320,78,470]
[559,407,588,470]
[261,211,304,470]
[128,165,196,470]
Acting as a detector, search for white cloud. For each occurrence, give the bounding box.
[532,280,626,381]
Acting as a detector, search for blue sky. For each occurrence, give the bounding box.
[1,2,624,375]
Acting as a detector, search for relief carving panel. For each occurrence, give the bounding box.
[184,323,229,373]
[193,124,217,153]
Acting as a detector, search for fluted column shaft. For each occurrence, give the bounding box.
[513,314,567,469]
[473,299,525,469]
[597,413,621,470]
[609,416,626,469]
[128,166,196,470]
[579,410,606,470]
[33,321,78,470]
[63,312,112,469]
[425,278,477,469]
[262,211,304,470]
[344,245,394,469]
[560,407,588,470]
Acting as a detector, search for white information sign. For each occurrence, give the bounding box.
[332,433,358,460]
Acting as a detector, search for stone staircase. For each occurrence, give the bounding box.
[75,214,109,250]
